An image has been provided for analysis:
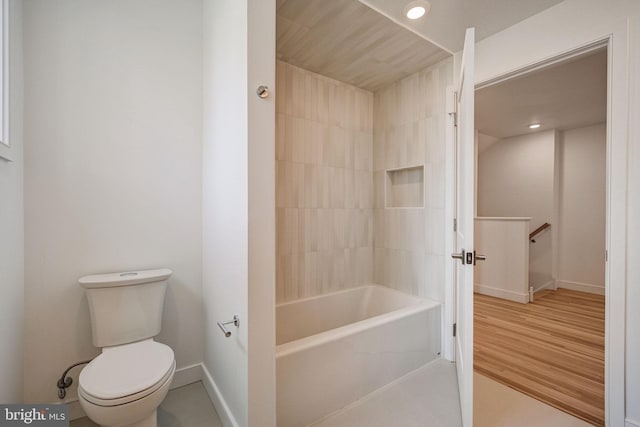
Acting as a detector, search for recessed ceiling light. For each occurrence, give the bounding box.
[529,123,541,129]
[406,6,426,19]
[404,1,431,20]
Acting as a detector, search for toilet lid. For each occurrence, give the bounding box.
[79,340,174,400]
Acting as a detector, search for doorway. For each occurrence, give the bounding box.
[472,47,607,426]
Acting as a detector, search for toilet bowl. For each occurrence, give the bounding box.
[78,269,174,427]
[78,339,175,427]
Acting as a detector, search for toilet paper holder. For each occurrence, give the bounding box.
[217,315,240,338]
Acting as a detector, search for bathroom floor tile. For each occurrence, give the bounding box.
[310,359,591,427]
[70,382,223,427]
[71,365,588,427]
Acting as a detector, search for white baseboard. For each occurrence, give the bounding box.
[556,279,605,295]
[474,284,529,304]
[170,363,203,389]
[201,363,240,427]
[533,280,555,293]
[626,417,640,427]
[68,363,204,420]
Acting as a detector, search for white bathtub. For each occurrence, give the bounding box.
[276,285,441,427]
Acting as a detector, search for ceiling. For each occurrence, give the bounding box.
[276,0,577,93]
[358,0,565,53]
[475,49,607,140]
[276,0,450,92]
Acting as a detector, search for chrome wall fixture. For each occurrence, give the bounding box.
[217,315,240,338]
[256,85,270,99]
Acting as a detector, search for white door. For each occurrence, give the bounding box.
[453,27,476,427]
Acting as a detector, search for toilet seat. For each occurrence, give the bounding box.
[79,340,175,407]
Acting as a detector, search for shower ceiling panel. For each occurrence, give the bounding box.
[276,0,450,92]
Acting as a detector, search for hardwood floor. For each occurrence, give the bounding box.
[474,289,605,426]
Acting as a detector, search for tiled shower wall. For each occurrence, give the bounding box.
[276,58,453,303]
[372,59,453,302]
[276,61,374,303]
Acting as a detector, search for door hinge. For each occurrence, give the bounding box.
[449,91,458,127]
[449,111,458,127]
[453,323,457,337]
[453,218,457,232]
[605,250,608,262]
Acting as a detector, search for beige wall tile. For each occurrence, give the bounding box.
[276,113,286,160]
[328,83,345,127]
[286,63,306,118]
[275,58,452,303]
[418,67,435,119]
[361,133,372,173]
[373,130,385,172]
[372,57,453,300]
[345,170,356,209]
[315,78,329,124]
[373,171,384,209]
[276,60,287,115]
[276,161,284,208]
[304,73,318,121]
[304,121,324,165]
[303,252,317,298]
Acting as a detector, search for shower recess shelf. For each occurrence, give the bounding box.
[385,165,425,209]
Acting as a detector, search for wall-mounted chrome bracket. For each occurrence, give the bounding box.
[217,315,240,338]
[256,85,270,99]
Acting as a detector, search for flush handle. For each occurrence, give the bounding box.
[217,315,240,338]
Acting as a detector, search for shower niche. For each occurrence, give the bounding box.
[385,165,425,208]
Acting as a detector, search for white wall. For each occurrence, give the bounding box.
[477,132,499,154]
[474,1,640,424]
[202,2,248,424]
[557,123,606,293]
[23,0,203,406]
[627,15,640,427]
[203,0,275,425]
[477,130,555,289]
[474,218,530,303]
[0,0,23,404]
[477,125,606,294]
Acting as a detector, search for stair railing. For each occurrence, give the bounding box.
[529,222,551,243]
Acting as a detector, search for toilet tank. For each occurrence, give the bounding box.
[79,269,172,348]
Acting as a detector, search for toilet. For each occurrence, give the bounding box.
[77,269,176,427]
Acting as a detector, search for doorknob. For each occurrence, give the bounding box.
[451,249,466,265]
[452,250,486,265]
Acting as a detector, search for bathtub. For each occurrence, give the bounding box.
[276,284,441,427]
